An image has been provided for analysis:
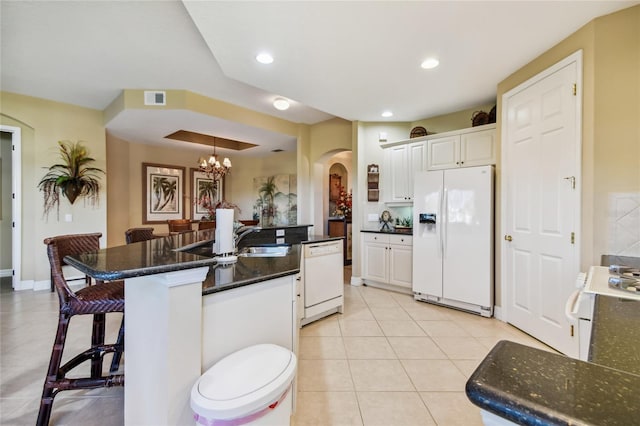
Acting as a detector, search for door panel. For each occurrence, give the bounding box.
[504,55,580,357]
[443,166,493,307]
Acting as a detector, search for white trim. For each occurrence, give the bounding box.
[0,269,11,278]
[493,306,504,321]
[0,125,21,291]
[500,50,583,324]
[14,279,35,291]
[350,276,363,286]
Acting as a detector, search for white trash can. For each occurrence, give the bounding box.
[191,344,297,426]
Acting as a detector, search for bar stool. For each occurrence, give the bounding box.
[167,219,192,234]
[198,220,216,231]
[125,227,157,243]
[38,233,125,426]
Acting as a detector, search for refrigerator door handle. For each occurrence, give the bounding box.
[442,188,447,258]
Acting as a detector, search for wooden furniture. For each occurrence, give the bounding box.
[198,220,216,230]
[167,219,192,233]
[328,218,352,265]
[362,232,413,289]
[239,220,259,226]
[426,125,496,170]
[38,233,124,426]
[367,164,379,201]
[125,227,157,243]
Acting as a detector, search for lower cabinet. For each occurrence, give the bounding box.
[362,233,413,289]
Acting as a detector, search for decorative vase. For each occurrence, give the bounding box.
[63,182,82,204]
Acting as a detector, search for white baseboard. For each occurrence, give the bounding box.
[350,276,363,286]
[12,279,35,291]
[493,306,504,322]
[0,269,12,278]
[33,280,50,291]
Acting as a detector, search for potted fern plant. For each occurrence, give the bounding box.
[38,140,105,218]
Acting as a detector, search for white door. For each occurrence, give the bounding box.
[412,171,444,297]
[443,166,494,308]
[502,52,581,356]
[386,145,409,202]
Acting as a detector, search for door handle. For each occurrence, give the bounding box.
[563,176,575,189]
[504,235,513,242]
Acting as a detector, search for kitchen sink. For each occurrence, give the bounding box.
[238,244,291,257]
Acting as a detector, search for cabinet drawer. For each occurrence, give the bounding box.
[389,234,412,246]
[363,233,390,244]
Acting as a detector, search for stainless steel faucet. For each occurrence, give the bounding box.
[234,226,261,251]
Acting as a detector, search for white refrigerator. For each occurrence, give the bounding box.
[412,165,494,317]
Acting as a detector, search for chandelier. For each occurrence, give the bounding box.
[198,151,232,181]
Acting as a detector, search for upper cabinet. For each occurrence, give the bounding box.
[427,125,496,170]
[384,140,426,203]
[380,124,495,203]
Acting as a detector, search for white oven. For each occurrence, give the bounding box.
[565,271,595,361]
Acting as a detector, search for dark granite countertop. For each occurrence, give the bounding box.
[65,230,302,294]
[467,254,640,425]
[466,340,640,426]
[303,235,344,244]
[361,229,413,236]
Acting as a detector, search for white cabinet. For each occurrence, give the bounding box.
[427,126,496,170]
[384,141,426,203]
[362,233,413,289]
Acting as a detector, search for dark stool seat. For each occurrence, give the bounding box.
[38,233,124,426]
[125,227,157,244]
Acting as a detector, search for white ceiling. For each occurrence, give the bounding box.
[1,0,637,155]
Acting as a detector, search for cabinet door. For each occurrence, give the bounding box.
[389,244,412,288]
[427,136,459,170]
[407,141,426,200]
[362,242,388,282]
[460,129,496,167]
[385,145,410,202]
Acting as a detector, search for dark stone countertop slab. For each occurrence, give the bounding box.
[589,255,640,375]
[65,230,301,294]
[360,229,413,236]
[64,230,218,281]
[303,235,344,244]
[589,295,640,376]
[466,340,640,426]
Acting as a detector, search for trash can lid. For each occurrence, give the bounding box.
[191,344,297,420]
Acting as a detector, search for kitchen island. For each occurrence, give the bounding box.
[466,255,640,425]
[65,230,303,426]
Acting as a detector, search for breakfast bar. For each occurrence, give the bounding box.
[65,230,303,425]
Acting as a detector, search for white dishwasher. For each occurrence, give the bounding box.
[301,240,344,326]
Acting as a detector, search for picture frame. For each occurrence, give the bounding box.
[142,163,185,224]
[190,168,224,220]
[329,174,341,201]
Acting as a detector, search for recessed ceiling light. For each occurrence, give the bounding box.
[256,52,274,64]
[381,111,393,118]
[273,98,290,110]
[421,58,440,69]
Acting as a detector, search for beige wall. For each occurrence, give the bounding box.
[411,102,496,135]
[0,92,107,284]
[495,4,639,305]
[497,4,639,265]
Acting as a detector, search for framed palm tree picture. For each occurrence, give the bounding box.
[142,163,185,223]
[190,168,223,220]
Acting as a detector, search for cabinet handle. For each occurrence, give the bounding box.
[461,161,464,164]
[504,235,513,242]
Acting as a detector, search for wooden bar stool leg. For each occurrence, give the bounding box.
[110,317,125,374]
[37,313,71,426]
[90,313,106,378]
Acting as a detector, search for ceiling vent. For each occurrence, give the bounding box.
[144,91,166,106]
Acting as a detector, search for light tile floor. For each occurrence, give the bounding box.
[0,271,553,426]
